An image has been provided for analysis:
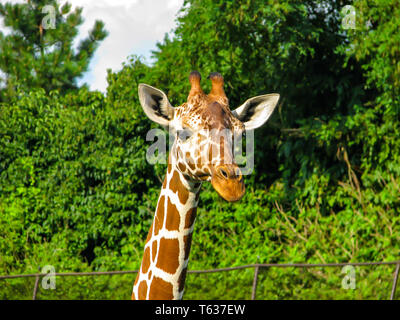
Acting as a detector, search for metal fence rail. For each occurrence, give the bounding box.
[1,260,399,300]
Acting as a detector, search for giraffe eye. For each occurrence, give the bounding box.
[177,128,193,141]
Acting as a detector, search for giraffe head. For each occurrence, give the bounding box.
[138,71,279,202]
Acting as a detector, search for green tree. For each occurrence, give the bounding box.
[0,0,108,102]
[345,0,400,112]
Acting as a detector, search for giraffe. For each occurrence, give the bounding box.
[132,71,280,300]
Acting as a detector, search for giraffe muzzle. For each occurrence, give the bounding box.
[211,164,245,202]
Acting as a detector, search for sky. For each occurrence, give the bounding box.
[0,0,184,92]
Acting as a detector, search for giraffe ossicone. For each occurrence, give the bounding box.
[132,71,280,300]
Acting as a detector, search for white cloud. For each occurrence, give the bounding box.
[70,0,183,92]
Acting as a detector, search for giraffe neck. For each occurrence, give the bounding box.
[132,162,201,300]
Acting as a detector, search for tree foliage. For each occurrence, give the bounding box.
[0,0,107,102]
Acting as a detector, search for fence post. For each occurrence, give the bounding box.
[32,266,41,300]
[390,262,400,300]
[32,274,40,300]
[251,265,260,300]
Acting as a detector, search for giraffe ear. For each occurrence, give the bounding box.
[138,84,175,127]
[232,94,280,130]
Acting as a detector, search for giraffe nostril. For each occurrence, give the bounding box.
[219,168,229,179]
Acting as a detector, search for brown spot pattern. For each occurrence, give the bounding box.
[138,280,148,300]
[156,238,180,274]
[184,207,197,229]
[178,267,188,292]
[141,247,150,274]
[162,175,167,189]
[152,240,158,262]
[145,223,153,243]
[183,233,193,260]
[169,170,189,204]
[187,160,196,171]
[149,277,174,300]
[178,162,187,172]
[165,198,180,231]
